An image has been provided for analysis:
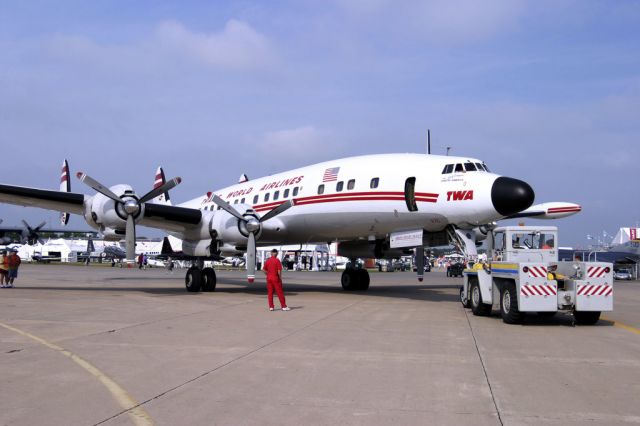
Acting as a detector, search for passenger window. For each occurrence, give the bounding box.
[264,193,270,202]
[240,198,245,204]
[274,191,279,201]
[318,184,325,195]
[464,163,477,172]
[283,189,290,198]
[347,179,355,190]
[293,187,299,196]
[455,164,464,172]
[253,195,259,204]
[370,178,379,189]
[233,199,239,204]
[336,181,344,192]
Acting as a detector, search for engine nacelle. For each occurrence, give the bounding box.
[101,227,124,241]
[338,240,409,260]
[182,239,219,257]
[83,184,144,233]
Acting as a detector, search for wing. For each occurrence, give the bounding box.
[0,183,204,234]
[506,202,582,220]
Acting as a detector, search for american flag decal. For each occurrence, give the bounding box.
[323,167,340,182]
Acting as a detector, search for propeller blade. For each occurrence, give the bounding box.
[35,221,47,231]
[247,232,256,283]
[416,246,425,282]
[76,172,121,202]
[125,215,136,262]
[139,177,182,204]
[259,200,295,223]
[21,220,33,233]
[209,194,245,221]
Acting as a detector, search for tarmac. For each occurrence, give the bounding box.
[0,264,639,426]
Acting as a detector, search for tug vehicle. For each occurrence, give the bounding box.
[461,226,613,325]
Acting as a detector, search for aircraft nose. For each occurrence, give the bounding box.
[491,177,535,217]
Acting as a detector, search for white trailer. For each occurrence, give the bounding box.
[460,226,613,325]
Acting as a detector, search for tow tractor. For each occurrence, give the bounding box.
[460,226,613,325]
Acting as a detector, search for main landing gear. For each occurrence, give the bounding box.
[185,258,217,292]
[341,267,370,291]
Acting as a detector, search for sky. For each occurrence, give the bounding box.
[0,0,638,247]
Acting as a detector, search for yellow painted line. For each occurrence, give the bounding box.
[0,321,154,426]
[601,316,640,336]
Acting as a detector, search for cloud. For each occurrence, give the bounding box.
[46,19,276,72]
[155,20,276,70]
[335,0,527,44]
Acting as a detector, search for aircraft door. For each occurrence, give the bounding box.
[404,177,418,212]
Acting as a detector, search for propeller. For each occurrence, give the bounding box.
[22,220,47,245]
[76,172,182,263]
[416,245,425,282]
[209,194,294,283]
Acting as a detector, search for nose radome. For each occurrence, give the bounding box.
[491,177,535,217]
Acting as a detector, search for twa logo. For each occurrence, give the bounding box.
[447,190,474,201]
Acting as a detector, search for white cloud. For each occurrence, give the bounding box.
[45,19,276,71]
[155,20,276,70]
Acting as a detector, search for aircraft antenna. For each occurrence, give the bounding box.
[427,129,431,155]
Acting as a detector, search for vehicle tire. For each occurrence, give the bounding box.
[460,286,470,309]
[201,268,216,292]
[500,282,524,324]
[355,269,370,291]
[574,311,601,325]
[185,267,202,292]
[341,269,358,291]
[470,282,491,316]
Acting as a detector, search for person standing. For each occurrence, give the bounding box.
[5,249,21,288]
[0,250,7,288]
[262,249,289,311]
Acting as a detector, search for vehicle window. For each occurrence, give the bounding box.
[336,181,344,192]
[483,163,491,172]
[240,198,245,204]
[318,184,325,195]
[283,189,289,198]
[293,187,299,196]
[475,163,485,171]
[442,164,453,174]
[464,163,477,172]
[253,195,259,204]
[494,232,505,251]
[274,191,279,201]
[347,179,355,190]
[233,199,239,204]
[370,177,379,189]
[455,164,464,172]
[264,193,270,202]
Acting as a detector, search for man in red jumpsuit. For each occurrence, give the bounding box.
[262,249,289,311]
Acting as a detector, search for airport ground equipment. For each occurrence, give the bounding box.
[460,226,613,325]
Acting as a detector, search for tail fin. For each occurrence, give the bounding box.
[152,167,172,205]
[60,159,71,225]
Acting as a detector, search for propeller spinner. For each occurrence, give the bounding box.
[77,172,182,263]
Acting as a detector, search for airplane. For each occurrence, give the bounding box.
[0,153,581,293]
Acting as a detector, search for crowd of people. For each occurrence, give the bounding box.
[0,249,21,288]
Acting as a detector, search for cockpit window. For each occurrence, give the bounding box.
[464,163,477,172]
[454,163,464,172]
[475,163,485,171]
[483,163,491,172]
[442,164,454,174]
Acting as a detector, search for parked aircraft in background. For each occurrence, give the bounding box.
[0,153,581,293]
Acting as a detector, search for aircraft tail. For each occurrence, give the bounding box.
[60,159,71,225]
[152,167,172,205]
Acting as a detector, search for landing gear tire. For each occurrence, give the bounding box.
[355,269,370,291]
[470,282,491,316]
[202,267,216,292]
[573,311,601,325]
[500,282,524,324]
[185,267,202,292]
[460,286,470,309]
[341,269,357,291]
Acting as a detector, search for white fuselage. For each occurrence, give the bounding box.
[176,154,503,245]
